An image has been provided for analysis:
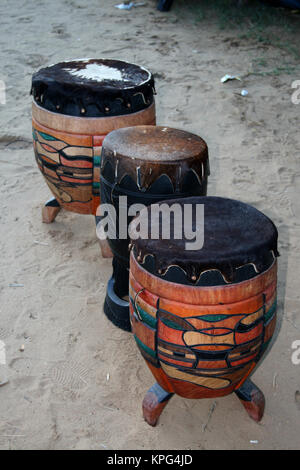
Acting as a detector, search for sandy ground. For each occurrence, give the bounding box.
[0,0,299,451]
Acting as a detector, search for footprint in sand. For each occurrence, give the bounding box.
[42,262,95,291]
[17,16,33,23]
[0,328,11,340]
[0,136,32,150]
[51,24,70,39]
[49,360,90,391]
[24,54,48,68]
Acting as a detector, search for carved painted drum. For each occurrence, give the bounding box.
[31,59,156,223]
[100,126,210,331]
[129,196,279,426]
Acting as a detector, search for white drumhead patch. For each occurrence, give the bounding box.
[64,63,126,82]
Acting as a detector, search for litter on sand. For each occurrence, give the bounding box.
[273,372,278,388]
[34,240,49,246]
[9,283,24,287]
[202,401,217,432]
[241,89,249,96]
[220,74,242,83]
[0,379,9,387]
[115,2,145,9]
[250,440,259,444]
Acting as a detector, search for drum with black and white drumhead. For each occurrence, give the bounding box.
[31,59,156,220]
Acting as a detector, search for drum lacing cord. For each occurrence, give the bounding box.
[110,182,118,204]
[133,288,145,322]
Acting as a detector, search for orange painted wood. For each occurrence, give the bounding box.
[142,383,173,426]
[158,356,195,368]
[93,136,106,147]
[93,166,100,182]
[129,273,159,310]
[131,307,156,351]
[98,239,113,258]
[130,251,277,406]
[145,362,174,394]
[43,166,59,179]
[33,102,156,217]
[162,376,237,399]
[130,251,277,305]
[194,360,229,369]
[230,352,258,367]
[32,101,156,135]
[33,118,93,146]
[60,155,93,168]
[42,204,61,223]
[235,378,265,422]
[234,362,256,390]
[157,322,186,346]
[159,294,264,318]
[165,362,254,399]
[91,196,100,216]
[234,323,264,345]
[187,315,245,331]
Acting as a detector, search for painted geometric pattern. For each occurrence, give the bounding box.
[129,274,277,394]
[32,121,105,215]
[92,136,105,207]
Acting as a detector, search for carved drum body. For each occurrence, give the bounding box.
[31,59,156,221]
[129,196,279,425]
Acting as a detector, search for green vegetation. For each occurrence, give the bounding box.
[174,0,300,69]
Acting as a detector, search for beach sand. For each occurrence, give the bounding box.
[0,0,299,450]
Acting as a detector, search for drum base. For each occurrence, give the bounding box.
[142,383,174,427]
[42,197,61,223]
[142,379,265,426]
[103,277,131,332]
[235,378,265,422]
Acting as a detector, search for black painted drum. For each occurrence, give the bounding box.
[99,125,210,331]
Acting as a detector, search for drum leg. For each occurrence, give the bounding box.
[42,197,61,223]
[99,239,113,258]
[235,379,265,422]
[95,216,113,258]
[142,383,174,427]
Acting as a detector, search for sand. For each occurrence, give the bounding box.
[0,0,299,450]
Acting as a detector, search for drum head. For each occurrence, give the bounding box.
[31,59,155,117]
[130,196,279,285]
[102,126,208,162]
[100,126,209,193]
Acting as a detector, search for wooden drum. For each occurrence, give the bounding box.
[31,59,156,223]
[129,196,279,426]
[100,126,210,331]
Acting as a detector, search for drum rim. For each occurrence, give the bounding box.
[32,58,153,90]
[100,125,209,163]
[31,58,155,118]
[130,250,277,304]
[32,100,156,135]
[128,196,278,283]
